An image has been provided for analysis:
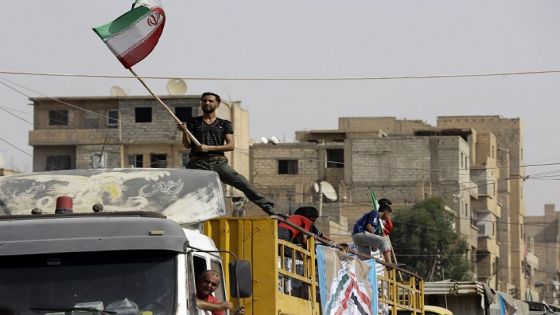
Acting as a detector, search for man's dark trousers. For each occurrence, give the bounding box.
[187,157,273,212]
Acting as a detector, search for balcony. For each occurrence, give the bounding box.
[29,129,120,145]
[472,196,500,217]
[478,235,499,254]
[525,251,539,270]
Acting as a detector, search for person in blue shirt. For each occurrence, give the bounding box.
[351,200,393,264]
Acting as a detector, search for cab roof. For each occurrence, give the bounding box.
[0,212,188,256]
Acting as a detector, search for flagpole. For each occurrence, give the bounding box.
[128,68,201,147]
[390,243,403,281]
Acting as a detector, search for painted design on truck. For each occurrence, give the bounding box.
[0,168,226,223]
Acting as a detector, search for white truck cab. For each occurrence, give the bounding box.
[0,169,250,315]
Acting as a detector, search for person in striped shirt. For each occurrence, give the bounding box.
[179,92,275,216]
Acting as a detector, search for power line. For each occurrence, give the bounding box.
[0,137,32,157]
[0,77,112,120]
[0,106,33,125]
[1,68,560,81]
[0,105,31,115]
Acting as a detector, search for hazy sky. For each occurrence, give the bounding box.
[1,0,559,215]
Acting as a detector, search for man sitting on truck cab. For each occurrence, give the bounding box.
[196,270,244,315]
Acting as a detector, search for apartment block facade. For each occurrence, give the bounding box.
[437,116,527,299]
[250,116,531,297]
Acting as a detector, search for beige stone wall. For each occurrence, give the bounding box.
[76,144,121,169]
[251,143,320,208]
[119,98,199,144]
[348,136,432,184]
[339,117,433,134]
[474,133,497,166]
[229,102,250,184]
[33,99,117,130]
[29,129,120,146]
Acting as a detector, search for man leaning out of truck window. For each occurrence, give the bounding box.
[196,270,244,315]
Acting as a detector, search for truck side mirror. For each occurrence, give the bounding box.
[229,260,252,298]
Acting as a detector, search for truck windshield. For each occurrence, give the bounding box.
[0,250,177,315]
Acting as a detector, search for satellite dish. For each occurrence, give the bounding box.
[110,86,127,97]
[319,181,337,201]
[167,78,187,95]
[269,136,280,145]
[313,182,319,193]
[260,137,269,144]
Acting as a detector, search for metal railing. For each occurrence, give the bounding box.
[272,214,424,315]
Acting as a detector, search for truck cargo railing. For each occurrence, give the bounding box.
[273,215,425,315]
[204,216,425,315]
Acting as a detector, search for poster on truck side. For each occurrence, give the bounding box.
[316,245,378,315]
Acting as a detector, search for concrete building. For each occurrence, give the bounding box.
[250,115,527,295]
[249,141,351,241]
[437,116,527,299]
[28,95,250,202]
[526,204,560,304]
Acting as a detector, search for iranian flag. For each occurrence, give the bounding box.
[93,0,165,69]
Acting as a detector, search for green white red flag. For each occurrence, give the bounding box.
[93,0,165,69]
[369,189,379,211]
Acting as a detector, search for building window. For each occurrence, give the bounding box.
[46,155,71,170]
[135,107,152,123]
[175,107,192,123]
[128,154,143,168]
[150,154,168,168]
[326,149,344,168]
[49,110,69,126]
[107,110,119,128]
[278,160,298,174]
